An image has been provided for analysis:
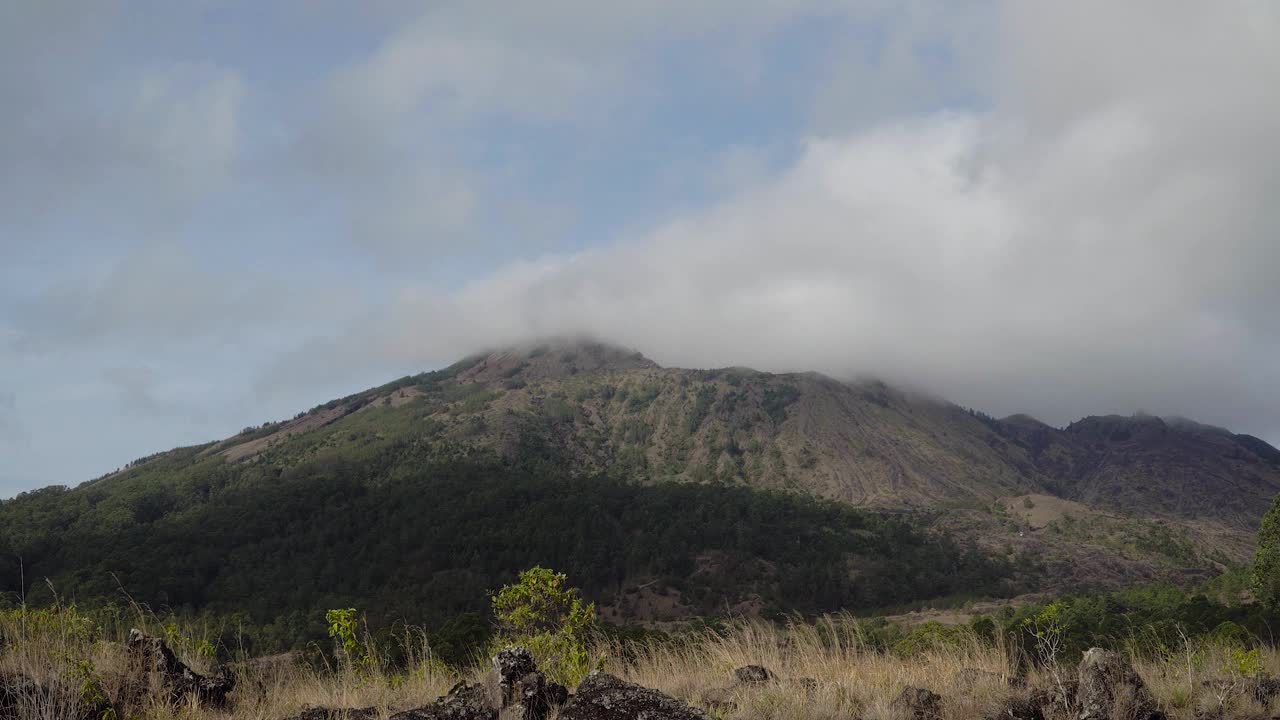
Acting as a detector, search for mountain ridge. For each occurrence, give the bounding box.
[3,338,1278,644]
[64,338,1280,526]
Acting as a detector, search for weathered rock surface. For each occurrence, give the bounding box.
[891,686,944,720]
[287,708,379,720]
[390,681,497,720]
[126,628,235,707]
[734,665,773,685]
[493,646,567,720]
[1076,648,1164,720]
[559,672,710,720]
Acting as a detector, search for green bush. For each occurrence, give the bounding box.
[1252,495,1280,608]
[491,567,598,684]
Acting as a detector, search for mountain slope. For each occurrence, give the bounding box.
[998,413,1280,527]
[2,339,1278,648]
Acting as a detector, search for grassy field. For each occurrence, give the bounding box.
[4,607,1279,720]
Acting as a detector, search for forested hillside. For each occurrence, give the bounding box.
[3,339,1278,655]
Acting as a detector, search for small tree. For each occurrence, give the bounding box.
[1251,497,1280,608]
[492,567,597,684]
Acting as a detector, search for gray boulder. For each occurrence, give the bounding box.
[559,672,710,720]
[891,686,943,720]
[492,645,567,720]
[390,681,497,720]
[126,628,235,707]
[733,665,773,685]
[1076,648,1164,720]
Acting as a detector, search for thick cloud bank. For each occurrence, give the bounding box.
[338,2,1280,438]
[3,1,1278,491]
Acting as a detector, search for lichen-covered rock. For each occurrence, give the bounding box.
[494,647,539,687]
[1076,648,1164,720]
[126,628,235,707]
[559,672,710,720]
[733,665,773,685]
[491,645,566,720]
[391,681,497,720]
[891,686,943,720]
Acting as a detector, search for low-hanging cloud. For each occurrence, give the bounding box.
[296,0,1280,441]
[4,0,1279,494]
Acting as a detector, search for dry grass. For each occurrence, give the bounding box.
[3,610,1279,720]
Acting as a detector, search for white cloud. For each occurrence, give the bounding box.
[282,0,1280,442]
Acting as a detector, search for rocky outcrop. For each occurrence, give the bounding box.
[389,682,496,720]
[559,672,710,720]
[287,708,379,720]
[1076,648,1164,720]
[126,628,235,707]
[493,646,567,720]
[891,686,943,720]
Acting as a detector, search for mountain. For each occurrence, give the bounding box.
[996,413,1280,528]
[1,338,1277,652]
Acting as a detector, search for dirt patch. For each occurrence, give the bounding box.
[220,406,350,463]
[1003,494,1097,530]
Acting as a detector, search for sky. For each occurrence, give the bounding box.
[2,1,1279,495]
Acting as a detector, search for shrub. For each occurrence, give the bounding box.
[1252,496,1280,608]
[491,567,598,684]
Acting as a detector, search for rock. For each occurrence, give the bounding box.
[391,681,497,720]
[494,647,539,686]
[1076,648,1164,720]
[734,665,774,685]
[986,696,1045,720]
[559,672,711,720]
[492,645,567,720]
[891,686,944,720]
[126,628,235,707]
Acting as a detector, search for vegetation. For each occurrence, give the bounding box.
[5,590,1280,720]
[490,566,598,684]
[1252,494,1280,608]
[0,442,1017,659]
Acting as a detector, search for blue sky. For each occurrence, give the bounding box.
[3,1,1279,494]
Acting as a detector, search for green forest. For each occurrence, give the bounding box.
[0,445,1018,657]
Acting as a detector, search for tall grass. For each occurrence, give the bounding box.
[2,608,1278,720]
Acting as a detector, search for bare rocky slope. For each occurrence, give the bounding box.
[217,338,1276,525]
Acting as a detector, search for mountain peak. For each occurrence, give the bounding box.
[455,337,658,384]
